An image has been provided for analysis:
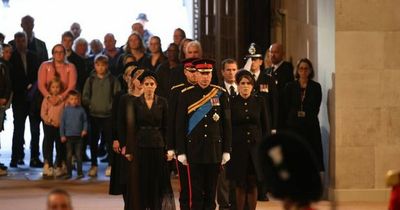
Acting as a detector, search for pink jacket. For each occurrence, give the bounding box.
[38,61,77,99]
[41,97,65,127]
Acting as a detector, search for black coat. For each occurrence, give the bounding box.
[176,84,232,164]
[116,94,140,209]
[284,80,324,171]
[266,61,294,128]
[0,59,12,100]
[155,61,180,99]
[227,95,269,182]
[9,37,48,65]
[130,95,168,148]
[67,51,87,91]
[9,50,39,106]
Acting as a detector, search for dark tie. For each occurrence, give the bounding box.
[229,85,236,97]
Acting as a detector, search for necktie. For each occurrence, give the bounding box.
[230,85,236,97]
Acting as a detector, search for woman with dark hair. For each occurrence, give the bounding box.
[146,36,166,72]
[124,70,174,210]
[227,69,270,210]
[116,32,149,75]
[283,58,324,172]
[260,131,323,210]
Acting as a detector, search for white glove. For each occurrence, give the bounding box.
[167,150,175,161]
[221,152,230,165]
[271,129,277,135]
[177,154,188,165]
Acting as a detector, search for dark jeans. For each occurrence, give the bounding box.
[66,136,83,175]
[189,163,220,210]
[42,124,62,167]
[11,103,41,161]
[89,116,113,166]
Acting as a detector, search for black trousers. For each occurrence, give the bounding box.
[188,163,220,210]
[177,160,190,210]
[42,124,64,167]
[11,103,41,161]
[89,116,113,166]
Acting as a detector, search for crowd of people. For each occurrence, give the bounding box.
[0,13,325,210]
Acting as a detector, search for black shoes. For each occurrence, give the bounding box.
[9,160,17,168]
[17,159,25,165]
[30,158,44,168]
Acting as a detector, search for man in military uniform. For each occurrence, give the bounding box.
[176,58,232,210]
[166,57,198,210]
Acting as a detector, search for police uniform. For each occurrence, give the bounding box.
[175,59,232,210]
[166,58,197,210]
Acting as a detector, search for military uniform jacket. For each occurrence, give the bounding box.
[175,84,232,164]
[166,81,192,151]
[254,69,279,129]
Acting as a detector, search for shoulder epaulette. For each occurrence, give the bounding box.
[181,85,195,93]
[171,83,185,91]
[210,84,226,92]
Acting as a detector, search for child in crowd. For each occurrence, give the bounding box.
[41,79,65,177]
[60,90,88,179]
[82,55,120,177]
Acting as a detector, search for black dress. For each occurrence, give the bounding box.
[117,93,140,210]
[127,94,175,210]
[109,90,128,196]
[284,80,324,171]
[227,95,269,183]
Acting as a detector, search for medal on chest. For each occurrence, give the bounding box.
[213,112,220,122]
[211,97,220,106]
[259,84,269,93]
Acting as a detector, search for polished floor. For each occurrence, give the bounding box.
[0,110,388,210]
[0,159,387,210]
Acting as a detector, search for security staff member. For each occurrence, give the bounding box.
[166,57,198,210]
[175,58,232,210]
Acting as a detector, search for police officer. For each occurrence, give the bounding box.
[166,57,198,210]
[175,58,232,210]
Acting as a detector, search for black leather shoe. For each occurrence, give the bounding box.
[30,159,44,168]
[17,159,25,165]
[9,160,18,168]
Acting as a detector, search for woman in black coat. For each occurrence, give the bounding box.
[125,70,174,210]
[111,66,144,210]
[227,70,270,210]
[283,58,324,172]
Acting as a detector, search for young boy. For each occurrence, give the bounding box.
[60,90,88,179]
[82,55,120,177]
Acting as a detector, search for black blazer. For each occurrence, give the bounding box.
[132,95,168,148]
[266,61,294,128]
[9,50,39,105]
[67,51,87,91]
